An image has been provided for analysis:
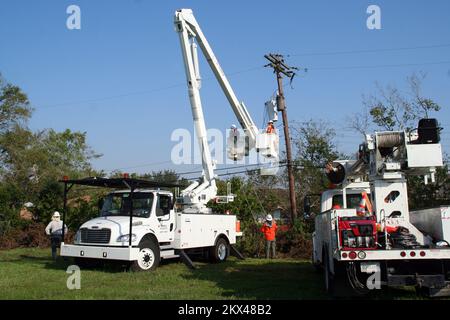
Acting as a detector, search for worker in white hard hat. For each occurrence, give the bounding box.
[260,214,278,259]
[266,120,275,134]
[229,124,240,161]
[230,124,239,139]
[45,211,68,260]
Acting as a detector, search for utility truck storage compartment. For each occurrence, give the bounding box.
[173,213,237,249]
[406,144,443,168]
[410,206,450,243]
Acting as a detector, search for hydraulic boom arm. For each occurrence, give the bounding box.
[175,9,260,144]
[174,9,262,211]
[174,9,278,212]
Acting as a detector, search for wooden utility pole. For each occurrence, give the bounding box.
[264,53,298,222]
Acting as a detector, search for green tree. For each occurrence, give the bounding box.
[407,157,450,210]
[0,74,32,133]
[363,73,440,131]
[208,177,277,257]
[0,77,33,227]
[141,170,188,187]
[0,75,101,225]
[291,120,341,220]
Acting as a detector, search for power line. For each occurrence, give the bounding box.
[288,43,450,58]
[102,160,175,173]
[35,43,450,110]
[37,66,265,110]
[39,83,186,109]
[308,60,450,71]
[177,162,282,177]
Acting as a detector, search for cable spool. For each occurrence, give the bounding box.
[377,132,404,148]
[376,132,404,158]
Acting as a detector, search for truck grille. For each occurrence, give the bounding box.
[80,228,111,244]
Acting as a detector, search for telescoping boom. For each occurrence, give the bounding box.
[174,9,278,213]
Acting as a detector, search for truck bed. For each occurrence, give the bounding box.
[173,213,238,249]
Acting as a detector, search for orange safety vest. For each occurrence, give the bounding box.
[362,191,373,214]
[261,222,277,241]
[266,125,275,134]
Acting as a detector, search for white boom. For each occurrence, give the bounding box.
[174,9,277,212]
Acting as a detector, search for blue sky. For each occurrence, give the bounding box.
[1,0,449,176]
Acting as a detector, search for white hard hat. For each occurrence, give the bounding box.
[231,124,237,129]
[53,211,60,218]
[24,202,34,208]
[268,120,274,124]
[265,214,273,221]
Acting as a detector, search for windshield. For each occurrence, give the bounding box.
[101,192,154,218]
[332,193,365,209]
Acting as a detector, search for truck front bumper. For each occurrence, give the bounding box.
[60,244,140,261]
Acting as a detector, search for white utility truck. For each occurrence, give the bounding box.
[59,177,241,271]
[59,8,277,271]
[309,118,450,297]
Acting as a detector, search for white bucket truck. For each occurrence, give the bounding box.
[309,118,450,297]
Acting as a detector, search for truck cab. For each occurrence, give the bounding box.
[74,190,175,248]
[319,182,370,212]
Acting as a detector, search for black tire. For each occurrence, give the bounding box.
[130,238,160,272]
[333,261,359,298]
[210,237,229,263]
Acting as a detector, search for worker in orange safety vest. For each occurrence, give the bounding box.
[266,121,275,134]
[261,214,278,259]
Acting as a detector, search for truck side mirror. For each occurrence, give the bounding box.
[303,196,311,218]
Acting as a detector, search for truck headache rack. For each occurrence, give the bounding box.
[59,176,182,189]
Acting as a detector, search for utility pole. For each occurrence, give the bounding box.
[264,53,298,222]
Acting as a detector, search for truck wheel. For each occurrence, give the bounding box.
[131,239,160,272]
[210,237,229,263]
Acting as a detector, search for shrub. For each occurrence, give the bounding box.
[235,219,312,259]
[0,222,74,249]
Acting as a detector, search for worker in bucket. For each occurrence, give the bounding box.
[266,121,275,134]
[45,211,68,260]
[261,214,278,259]
[230,124,240,145]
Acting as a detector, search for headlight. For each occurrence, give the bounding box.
[74,230,81,244]
[117,234,137,242]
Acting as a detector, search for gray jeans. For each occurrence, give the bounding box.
[265,240,276,259]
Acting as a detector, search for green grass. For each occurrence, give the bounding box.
[0,248,430,300]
